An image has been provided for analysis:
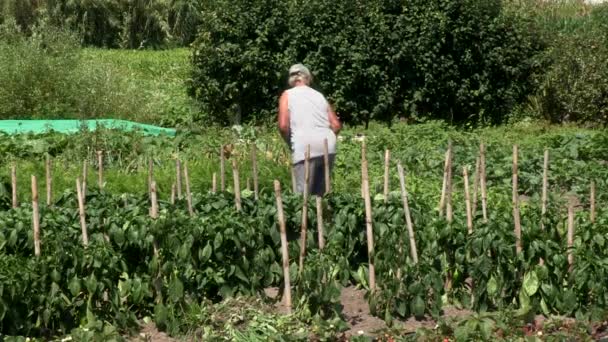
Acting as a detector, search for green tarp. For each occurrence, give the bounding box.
[0,120,176,136]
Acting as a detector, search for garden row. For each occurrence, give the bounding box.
[1,135,607,339]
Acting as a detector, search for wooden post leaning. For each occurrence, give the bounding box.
[513,145,522,254]
[398,162,418,265]
[274,180,292,314]
[76,178,89,246]
[362,140,376,292]
[298,146,311,277]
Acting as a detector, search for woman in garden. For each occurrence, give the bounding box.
[277,63,342,196]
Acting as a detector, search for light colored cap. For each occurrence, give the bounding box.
[289,63,311,78]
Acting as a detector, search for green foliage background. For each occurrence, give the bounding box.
[189,0,545,126]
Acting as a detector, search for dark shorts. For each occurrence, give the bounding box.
[293,154,335,196]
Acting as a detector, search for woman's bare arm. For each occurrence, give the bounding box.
[328,104,342,135]
[278,91,290,143]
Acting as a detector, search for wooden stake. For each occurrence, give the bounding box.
[11,163,17,208]
[220,145,226,192]
[480,143,488,223]
[590,181,596,223]
[323,138,330,194]
[398,163,418,264]
[362,143,376,292]
[246,177,251,191]
[148,159,154,195]
[464,166,473,235]
[150,181,159,219]
[361,139,366,199]
[184,162,193,216]
[446,143,453,223]
[541,149,549,230]
[298,146,311,276]
[96,151,103,189]
[291,164,297,193]
[513,145,522,254]
[150,180,159,257]
[383,150,390,203]
[232,159,242,212]
[82,160,88,203]
[472,157,480,215]
[45,154,52,206]
[76,178,88,246]
[274,180,292,314]
[567,199,575,273]
[170,183,176,205]
[212,173,217,193]
[439,142,452,215]
[252,145,259,200]
[316,196,325,250]
[176,159,183,200]
[32,175,40,257]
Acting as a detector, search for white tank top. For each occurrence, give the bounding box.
[287,86,337,163]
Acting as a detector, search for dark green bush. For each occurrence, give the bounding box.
[534,4,608,125]
[0,19,153,120]
[188,0,545,126]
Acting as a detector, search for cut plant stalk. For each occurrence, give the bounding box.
[76,178,88,247]
[362,140,376,292]
[32,175,40,257]
[298,146,311,277]
[274,180,292,314]
[232,159,242,212]
[513,145,522,254]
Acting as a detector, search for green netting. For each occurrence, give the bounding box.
[0,120,176,136]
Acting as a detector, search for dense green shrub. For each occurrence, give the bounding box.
[0,0,203,48]
[533,3,608,125]
[189,0,545,125]
[0,19,152,120]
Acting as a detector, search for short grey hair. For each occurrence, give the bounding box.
[288,63,312,87]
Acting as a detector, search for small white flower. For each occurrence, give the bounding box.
[358,330,365,335]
